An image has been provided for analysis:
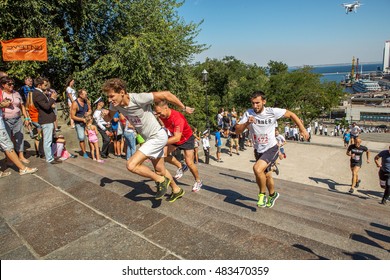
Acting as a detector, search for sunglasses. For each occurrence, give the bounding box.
[7,82,14,86]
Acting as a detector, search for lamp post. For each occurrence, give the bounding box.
[202,69,209,132]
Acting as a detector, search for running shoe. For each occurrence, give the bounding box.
[380,198,387,205]
[356,179,361,188]
[83,153,89,159]
[155,177,170,199]
[192,180,203,192]
[348,188,354,194]
[174,164,188,180]
[266,192,280,208]
[167,188,185,202]
[257,193,267,208]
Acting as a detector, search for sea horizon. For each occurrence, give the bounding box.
[289,62,383,84]
[289,61,382,70]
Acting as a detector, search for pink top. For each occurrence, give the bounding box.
[87,128,98,143]
[2,91,23,119]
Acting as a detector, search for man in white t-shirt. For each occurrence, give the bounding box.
[101,78,194,203]
[236,91,309,208]
[350,122,361,144]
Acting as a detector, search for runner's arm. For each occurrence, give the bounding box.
[152,91,194,114]
[374,154,381,168]
[284,110,309,140]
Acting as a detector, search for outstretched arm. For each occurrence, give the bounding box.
[152,91,194,114]
[284,110,309,140]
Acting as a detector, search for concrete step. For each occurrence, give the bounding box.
[59,156,390,259]
[1,155,389,259]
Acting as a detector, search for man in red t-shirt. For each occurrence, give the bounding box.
[155,100,203,192]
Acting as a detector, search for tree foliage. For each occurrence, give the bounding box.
[267,66,344,124]
[1,1,344,131]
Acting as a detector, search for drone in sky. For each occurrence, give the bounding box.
[341,1,363,14]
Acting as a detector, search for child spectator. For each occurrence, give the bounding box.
[85,115,104,163]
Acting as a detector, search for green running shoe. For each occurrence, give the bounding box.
[155,177,170,200]
[266,192,280,208]
[257,193,267,208]
[167,188,185,203]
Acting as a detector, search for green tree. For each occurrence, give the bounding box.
[74,0,205,101]
[267,60,288,76]
[267,66,344,124]
[1,0,128,88]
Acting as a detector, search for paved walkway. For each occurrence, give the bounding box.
[0,120,389,260]
[207,133,389,196]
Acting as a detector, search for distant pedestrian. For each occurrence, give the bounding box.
[18,76,34,103]
[70,89,91,158]
[85,115,104,163]
[215,126,223,162]
[275,128,286,160]
[92,97,111,158]
[32,77,62,164]
[1,85,38,176]
[229,124,239,156]
[374,146,390,205]
[343,129,351,148]
[314,121,318,135]
[236,90,309,209]
[306,124,311,142]
[201,130,210,164]
[65,78,76,129]
[193,127,200,164]
[350,122,361,145]
[346,138,370,194]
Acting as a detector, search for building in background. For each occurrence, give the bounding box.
[383,40,390,74]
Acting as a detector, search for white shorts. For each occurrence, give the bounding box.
[139,129,167,159]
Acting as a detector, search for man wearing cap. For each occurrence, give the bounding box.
[93,97,111,158]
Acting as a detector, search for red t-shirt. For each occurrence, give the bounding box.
[160,109,193,145]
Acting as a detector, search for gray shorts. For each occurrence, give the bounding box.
[254,145,279,172]
[0,128,14,152]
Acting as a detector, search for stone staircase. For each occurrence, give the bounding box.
[0,154,389,260]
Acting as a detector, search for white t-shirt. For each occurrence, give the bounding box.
[350,125,360,136]
[202,136,210,149]
[66,86,76,103]
[239,107,286,153]
[109,92,161,140]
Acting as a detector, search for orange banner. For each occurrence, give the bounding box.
[1,38,48,61]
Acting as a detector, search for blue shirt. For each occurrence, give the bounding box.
[215,131,222,147]
[111,112,119,131]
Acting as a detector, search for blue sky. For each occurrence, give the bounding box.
[178,0,390,67]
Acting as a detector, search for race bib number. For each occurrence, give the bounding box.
[352,154,360,161]
[126,116,142,127]
[254,134,269,145]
